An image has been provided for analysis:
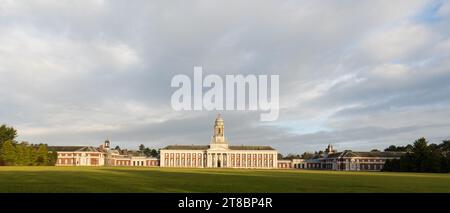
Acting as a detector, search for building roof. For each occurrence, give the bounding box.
[161,145,275,151]
[229,145,275,150]
[327,150,404,158]
[162,145,210,150]
[47,146,101,152]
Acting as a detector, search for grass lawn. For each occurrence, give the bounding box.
[0,166,449,193]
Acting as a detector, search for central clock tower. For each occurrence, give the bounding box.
[210,114,228,150]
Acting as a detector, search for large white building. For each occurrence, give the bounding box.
[160,114,278,168]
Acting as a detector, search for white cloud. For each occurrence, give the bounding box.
[371,63,410,78]
[361,22,434,61]
[0,25,140,104]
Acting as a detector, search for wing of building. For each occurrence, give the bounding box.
[48,140,159,167]
[160,114,278,168]
[280,144,404,171]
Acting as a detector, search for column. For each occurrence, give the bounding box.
[216,153,219,167]
[217,153,220,167]
[227,153,230,168]
[273,154,277,168]
[215,153,219,168]
[221,153,226,167]
[226,153,229,167]
[202,153,205,168]
[256,154,259,168]
[207,153,211,167]
[244,154,247,168]
[201,153,205,168]
[230,153,236,168]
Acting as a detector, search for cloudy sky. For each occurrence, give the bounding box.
[1,0,450,154]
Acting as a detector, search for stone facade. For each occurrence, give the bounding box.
[160,115,278,169]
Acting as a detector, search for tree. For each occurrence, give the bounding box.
[143,148,159,157]
[15,143,31,165]
[34,144,49,166]
[384,145,411,152]
[0,124,56,166]
[0,125,17,147]
[150,149,158,157]
[384,145,397,152]
[114,145,121,151]
[283,154,301,160]
[48,151,58,166]
[301,152,315,159]
[143,148,152,157]
[405,144,413,152]
[139,144,145,153]
[277,153,284,160]
[383,138,450,173]
[439,140,450,151]
[24,144,34,165]
[412,138,431,172]
[0,140,16,165]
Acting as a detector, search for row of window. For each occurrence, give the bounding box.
[59,153,100,157]
[164,153,276,159]
[291,163,385,170]
[116,160,159,166]
[58,158,98,165]
[337,158,386,163]
[163,157,275,167]
[164,158,204,167]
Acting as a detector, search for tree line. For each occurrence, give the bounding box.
[0,124,57,166]
[113,144,160,158]
[383,138,450,173]
[139,144,160,158]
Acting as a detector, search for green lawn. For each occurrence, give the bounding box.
[0,166,449,193]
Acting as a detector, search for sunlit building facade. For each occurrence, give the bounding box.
[160,115,278,169]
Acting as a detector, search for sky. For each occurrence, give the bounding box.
[1,0,450,154]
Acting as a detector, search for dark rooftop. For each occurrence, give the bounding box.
[162,145,210,150]
[327,150,405,158]
[229,145,275,150]
[47,146,100,152]
[161,145,275,151]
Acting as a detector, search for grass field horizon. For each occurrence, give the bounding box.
[0,166,449,193]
